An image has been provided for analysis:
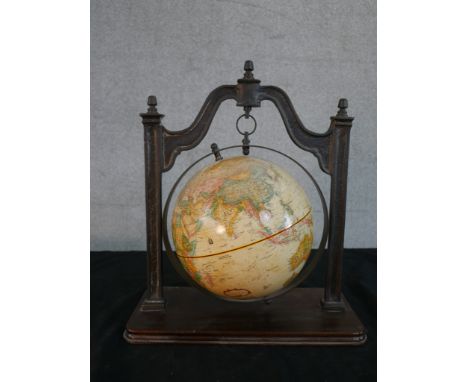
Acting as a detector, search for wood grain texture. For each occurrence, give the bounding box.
[124,287,366,345]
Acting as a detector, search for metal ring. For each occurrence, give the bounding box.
[235,114,257,136]
[162,145,329,303]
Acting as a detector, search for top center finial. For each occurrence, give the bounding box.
[243,60,254,80]
[237,59,260,85]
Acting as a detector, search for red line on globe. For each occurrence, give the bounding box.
[176,209,312,259]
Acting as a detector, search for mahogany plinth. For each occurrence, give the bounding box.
[124,287,366,345]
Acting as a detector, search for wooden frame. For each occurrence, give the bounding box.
[124,61,366,345]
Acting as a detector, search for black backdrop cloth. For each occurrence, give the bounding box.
[91,249,376,382]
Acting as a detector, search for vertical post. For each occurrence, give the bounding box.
[140,95,165,311]
[322,99,354,311]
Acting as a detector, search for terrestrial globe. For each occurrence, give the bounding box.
[171,155,314,300]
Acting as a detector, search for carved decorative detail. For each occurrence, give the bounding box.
[161,85,236,172]
[258,86,332,174]
[160,66,336,174]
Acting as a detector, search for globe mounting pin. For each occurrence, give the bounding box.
[210,143,223,161]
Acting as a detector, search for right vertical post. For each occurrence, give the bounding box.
[322,99,354,311]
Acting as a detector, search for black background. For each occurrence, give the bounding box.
[91,249,376,381]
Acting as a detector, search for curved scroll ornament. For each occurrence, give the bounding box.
[162,86,237,172]
[258,86,332,174]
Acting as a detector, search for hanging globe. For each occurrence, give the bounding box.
[171,155,314,300]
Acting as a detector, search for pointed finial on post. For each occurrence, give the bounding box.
[330,98,353,125]
[147,95,158,112]
[140,95,163,119]
[337,98,348,117]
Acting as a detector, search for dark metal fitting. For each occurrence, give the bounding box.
[210,143,223,161]
[243,60,254,80]
[242,132,250,155]
[236,114,257,136]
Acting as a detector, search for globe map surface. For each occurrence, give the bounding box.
[171,155,314,300]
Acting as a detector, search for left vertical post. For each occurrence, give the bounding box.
[140,95,166,311]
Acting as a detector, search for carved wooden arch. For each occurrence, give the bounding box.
[161,68,340,175]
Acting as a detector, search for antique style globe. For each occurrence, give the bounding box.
[171,155,314,300]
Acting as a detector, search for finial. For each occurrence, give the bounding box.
[147,95,157,112]
[140,95,164,119]
[237,59,260,85]
[337,98,348,116]
[243,60,254,80]
[211,143,223,161]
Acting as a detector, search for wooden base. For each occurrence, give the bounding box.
[124,287,366,345]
